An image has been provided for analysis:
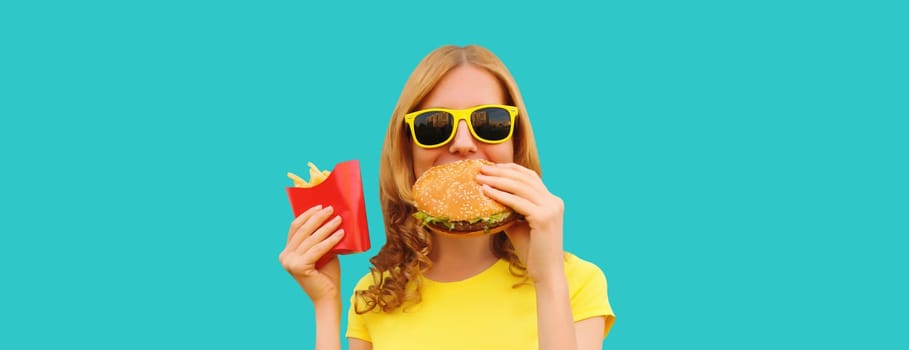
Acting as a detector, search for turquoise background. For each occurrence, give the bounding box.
[1,0,906,348]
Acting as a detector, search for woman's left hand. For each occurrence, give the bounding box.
[476,162,565,284]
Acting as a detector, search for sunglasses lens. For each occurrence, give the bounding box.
[413,111,454,146]
[471,107,513,141]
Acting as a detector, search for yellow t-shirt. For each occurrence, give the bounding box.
[346,253,615,349]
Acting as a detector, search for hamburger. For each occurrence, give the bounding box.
[412,159,519,236]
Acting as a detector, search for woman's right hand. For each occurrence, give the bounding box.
[279,205,346,303]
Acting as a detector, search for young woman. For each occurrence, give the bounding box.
[280,45,615,350]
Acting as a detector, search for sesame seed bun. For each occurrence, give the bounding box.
[412,159,518,236]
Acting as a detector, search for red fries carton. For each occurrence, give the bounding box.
[287,160,370,267]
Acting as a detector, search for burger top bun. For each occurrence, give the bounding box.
[413,159,510,221]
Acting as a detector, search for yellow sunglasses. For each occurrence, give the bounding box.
[404,104,518,148]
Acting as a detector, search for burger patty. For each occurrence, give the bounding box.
[436,212,522,233]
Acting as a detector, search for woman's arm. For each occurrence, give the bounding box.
[349,338,373,350]
[278,205,347,350]
[534,271,580,349]
[575,317,606,350]
[314,298,342,350]
[535,272,606,350]
[478,163,606,350]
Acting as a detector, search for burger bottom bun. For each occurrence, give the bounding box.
[426,220,518,238]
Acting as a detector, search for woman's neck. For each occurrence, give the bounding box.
[424,233,498,282]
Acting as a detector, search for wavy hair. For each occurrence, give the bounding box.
[355,45,541,314]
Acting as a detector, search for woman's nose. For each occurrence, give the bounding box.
[448,120,478,155]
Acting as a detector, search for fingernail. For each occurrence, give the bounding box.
[324,205,333,213]
[335,229,345,237]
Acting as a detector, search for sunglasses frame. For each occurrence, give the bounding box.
[404,104,519,149]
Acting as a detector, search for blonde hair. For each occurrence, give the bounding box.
[355,45,541,314]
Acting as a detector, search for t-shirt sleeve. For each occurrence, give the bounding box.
[345,273,375,342]
[566,253,616,339]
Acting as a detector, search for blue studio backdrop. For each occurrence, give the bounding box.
[1,1,906,349]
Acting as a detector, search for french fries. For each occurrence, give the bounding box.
[287,162,332,188]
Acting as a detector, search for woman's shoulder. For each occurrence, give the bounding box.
[564,252,608,282]
[352,254,606,290]
[352,269,384,292]
[350,267,412,292]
